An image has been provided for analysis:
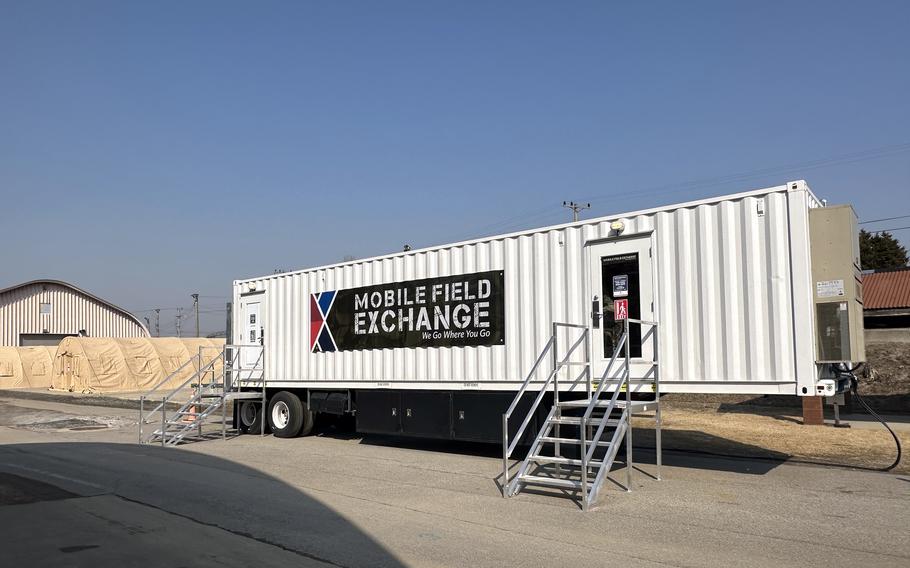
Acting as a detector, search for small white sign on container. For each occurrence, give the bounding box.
[816,279,845,298]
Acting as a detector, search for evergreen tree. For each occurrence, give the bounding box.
[859,230,909,270]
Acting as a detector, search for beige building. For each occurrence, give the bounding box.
[0,279,148,346]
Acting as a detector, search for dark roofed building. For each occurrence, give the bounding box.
[862,268,910,339]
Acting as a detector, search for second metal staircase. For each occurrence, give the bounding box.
[139,344,267,446]
[503,319,661,510]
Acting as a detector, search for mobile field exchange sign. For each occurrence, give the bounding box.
[310,270,505,352]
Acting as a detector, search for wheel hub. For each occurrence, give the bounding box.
[240,402,257,426]
[271,401,290,429]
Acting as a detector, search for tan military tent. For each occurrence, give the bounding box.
[0,346,55,389]
[53,337,225,393]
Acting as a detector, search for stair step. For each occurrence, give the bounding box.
[166,416,217,425]
[559,400,614,408]
[617,400,657,412]
[548,417,621,426]
[558,399,658,411]
[540,436,611,447]
[529,455,604,467]
[225,392,267,400]
[518,475,582,489]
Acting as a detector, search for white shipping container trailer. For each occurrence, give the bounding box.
[228,180,863,448]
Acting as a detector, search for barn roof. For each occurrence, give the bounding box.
[0,279,147,331]
[862,268,910,310]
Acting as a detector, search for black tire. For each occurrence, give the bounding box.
[238,400,270,435]
[300,400,315,437]
[268,391,314,438]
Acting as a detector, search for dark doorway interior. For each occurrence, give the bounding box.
[600,253,641,358]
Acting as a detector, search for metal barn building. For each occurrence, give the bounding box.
[0,279,148,346]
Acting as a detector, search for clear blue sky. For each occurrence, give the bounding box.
[2,1,908,335]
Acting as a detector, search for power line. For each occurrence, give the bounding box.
[578,142,910,206]
[867,226,910,234]
[446,141,910,241]
[132,297,227,314]
[860,214,910,225]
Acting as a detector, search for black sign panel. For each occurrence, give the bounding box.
[310,270,504,352]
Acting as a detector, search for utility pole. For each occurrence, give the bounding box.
[176,308,183,338]
[144,316,151,331]
[191,293,200,337]
[154,309,160,337]
[563,201,591,222]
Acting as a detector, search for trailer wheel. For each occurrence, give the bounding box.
[268,391,313,438]
[238,400,270,435]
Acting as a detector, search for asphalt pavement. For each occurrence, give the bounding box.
[0,395,907,567]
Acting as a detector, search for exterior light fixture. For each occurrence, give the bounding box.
[610,220,625,233]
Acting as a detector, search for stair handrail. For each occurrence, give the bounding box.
[582,317,659,426]
[581,331,628,425]
[505,329,587,456]
[579,318,660,504]
[140,353,200,441]
[139,354,222,444]
[502,324,588,496]
[577,329,627,503]
[138,346,222,423]
[142,354,201,399]
[139,343,265,446]
[583,368,627,463]
[227,345,264,388]
[586,401,634,505]
[139,350,228,444]
[141,349,226,421]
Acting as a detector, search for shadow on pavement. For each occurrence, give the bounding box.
[0,442,405,568]
[714,394,910,419]
[353,427,787,476]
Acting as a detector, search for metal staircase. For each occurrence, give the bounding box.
[139,344,267,446]
[502,319,661,510]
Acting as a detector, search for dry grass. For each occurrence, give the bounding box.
[631,406,909,474]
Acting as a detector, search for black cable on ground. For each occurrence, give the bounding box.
[849,373,902,472]
[630,365,904,474]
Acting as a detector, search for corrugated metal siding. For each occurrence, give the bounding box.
[863,269,910,310]
[652,194,796,384]
[235,185,817,393]
[0,283,147,346]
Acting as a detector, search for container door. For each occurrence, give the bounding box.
[238,298,264,382]
[587,236,655,385]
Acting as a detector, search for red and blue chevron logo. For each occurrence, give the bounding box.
[310,291,338,353]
